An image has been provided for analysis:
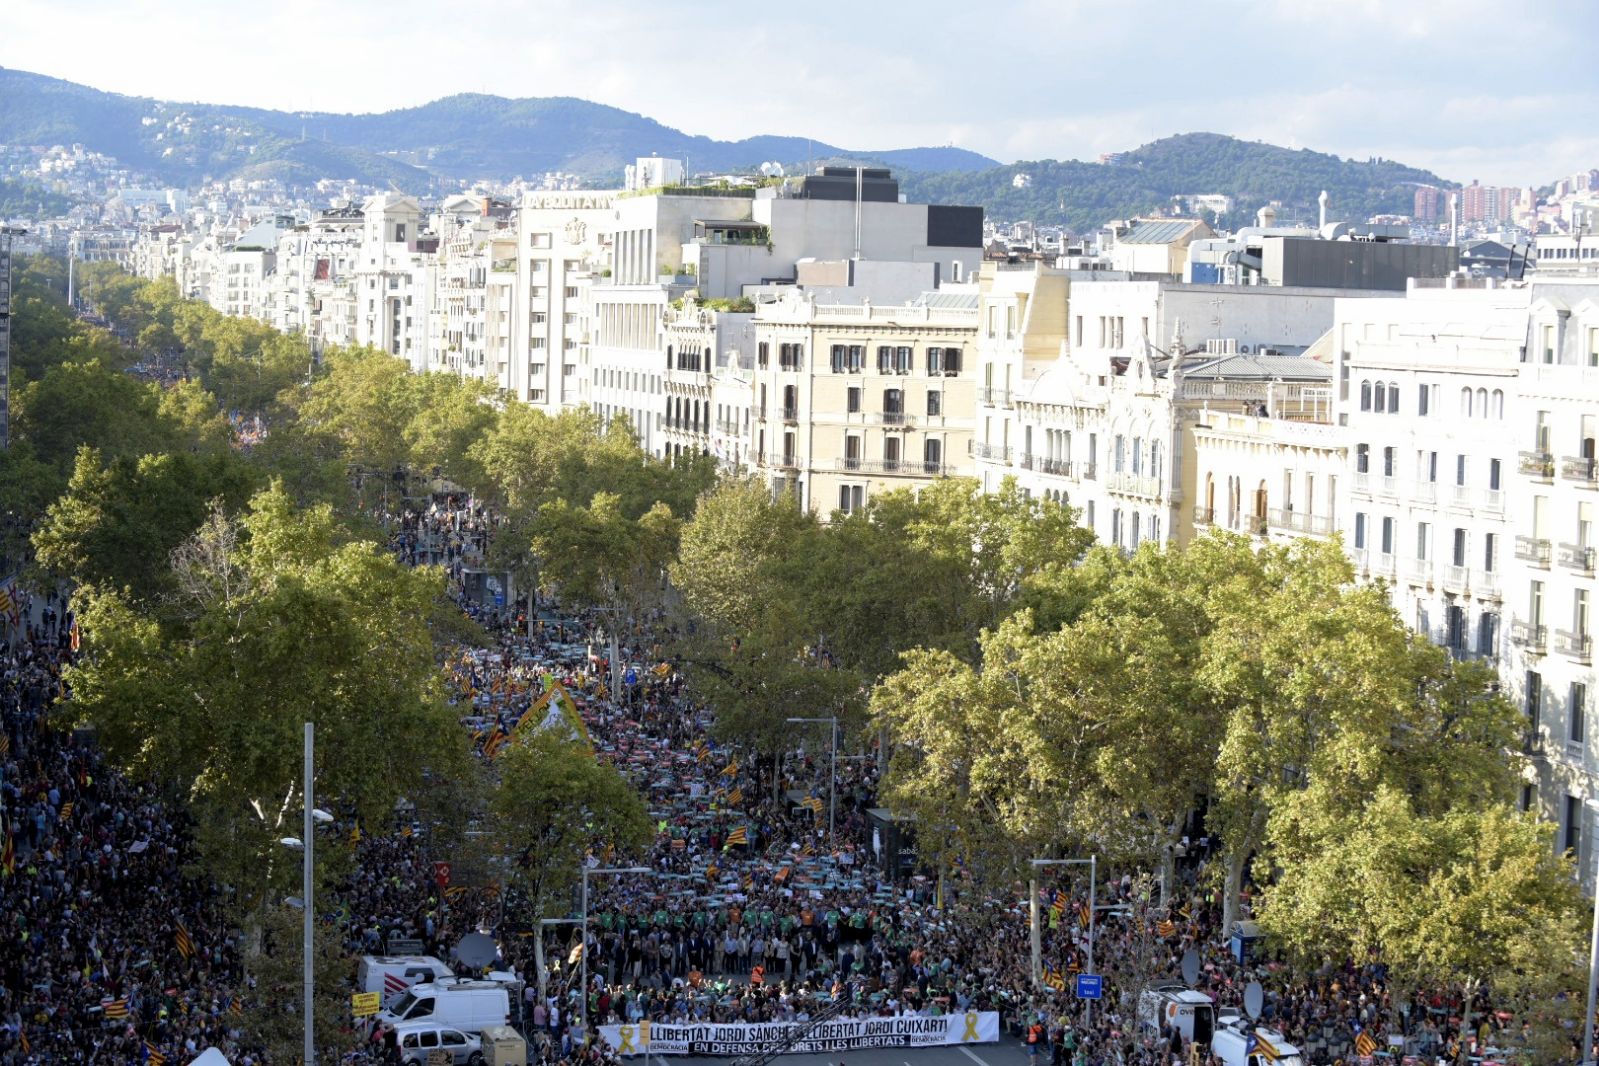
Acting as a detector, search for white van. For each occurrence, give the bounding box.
[358,955,455,1002]
[1211,1022,1304,1066]
[384,1021,484,1066]
[377,980,510,1035]
[1138,983,1216,1046]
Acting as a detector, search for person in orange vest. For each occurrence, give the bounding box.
[1027,1021,1045,1063]
[750,964,765,986]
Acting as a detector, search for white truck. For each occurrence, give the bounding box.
[376,980,511,1036]
[1138,983,1217,1046]
[1211,1022,1304,1066]
[358,955,455,1002]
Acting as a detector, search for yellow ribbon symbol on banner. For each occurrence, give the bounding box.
[962,1012,979,1042]
[618,1027,635,1054]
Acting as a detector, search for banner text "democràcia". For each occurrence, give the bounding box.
[598,1012,1001,1057]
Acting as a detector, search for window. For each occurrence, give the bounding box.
[847,387,861,414]
[1354,513,1367,549]
[1461,387,1473,417]
[1356,444,1370,473]
[1074,316,1083,348]
[1452,528,1467,567]
[1455,454,1467,486]
[1418,383,1429,415]
[1415,522,1430,561]
[1361,380,1372,411]
[839,484,863,515]
[832,345,847,374]
[758,341,769,368]
[849,345,865,372]
[924,438,943,468]
[843,435,861,465]
[1373,381,1386,411]
[877,345,893,373]
[1381,516,1395,554]
[943,348,962,374]
[926,391,942,417]
[1382,447,1396,477]
[883,436,902,466]
[1564,795,1580,856]
[1543,324,1556,364]
[883,389,903,417]
[1572,682,1587,745]
[1531,580,1545,627]
[1387,382,1399,413]
[1489,457,1502,491]
[926,347,944,374]
[1478,612,1499,656]
[1484,532,1498,572]
[895,346,913,373]
[1527,670,1543,724]
[1445,605,1466,650]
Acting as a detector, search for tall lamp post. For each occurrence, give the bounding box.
[580,866,651,1032]
[280,724,331,1066]
[786,716,837,839]
[1030,856,1098,1026]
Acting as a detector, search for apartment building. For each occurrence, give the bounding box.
[979,278,1360,549]
[355,193,435,370]
[268,206,364,351]
[511,190,615,409]
[1334,277,1599,878]
[659,300,756,466]
[747,288,978,516]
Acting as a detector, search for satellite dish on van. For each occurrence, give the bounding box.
[454,932,498,970]
[1181,948,1200,986]
[1243,981,1264,1021]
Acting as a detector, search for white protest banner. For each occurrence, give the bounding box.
[598,1012,1000,1057]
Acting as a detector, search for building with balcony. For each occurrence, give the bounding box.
[746,288,978,516]
[1334,276,1599,877]
[978,277,1361,550]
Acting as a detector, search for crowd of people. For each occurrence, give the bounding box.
[0,487,1554,1066]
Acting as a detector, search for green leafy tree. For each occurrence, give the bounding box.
[63,483,470,912]
[1260,791,1584,1064]
[491,731,651,918]
[32,447,261,604]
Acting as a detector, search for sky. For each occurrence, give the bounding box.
[5,0,1598,187]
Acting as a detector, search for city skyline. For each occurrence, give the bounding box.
[4,0,1597,188]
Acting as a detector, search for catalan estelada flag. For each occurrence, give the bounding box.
[723,826,748,849]
[1078,902,1092,928]
[1355,1031,1376,1057]
[145,1041,166,1066]
[174,922,195,960]
[802,796,824,816]
[1050,889,1067,920]
[102,998,129,1020]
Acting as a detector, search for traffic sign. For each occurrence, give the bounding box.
[351,991,380,1017]
[1075,973,1103,999]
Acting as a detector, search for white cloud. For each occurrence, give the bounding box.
[2,0,1595,186]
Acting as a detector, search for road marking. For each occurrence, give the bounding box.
[959,1047,996,1066]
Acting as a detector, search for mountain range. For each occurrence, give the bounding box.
[0,65,1457,232]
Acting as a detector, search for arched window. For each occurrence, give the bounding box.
[1387,382,1399,413]
[1373,382,1386,412]
[1476,387,1488,417]
[1492,389,1504,419]
[1150,442,1163,482]
[1461,387,1473,417]
[1360,380,1372,411]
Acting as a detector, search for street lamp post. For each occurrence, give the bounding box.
[786,716,837,839]
[580,866,651,1033]
[1030,856,1098,1026]
[303,722,314,1066]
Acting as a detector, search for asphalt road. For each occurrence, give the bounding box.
[674,1041,1031,1066]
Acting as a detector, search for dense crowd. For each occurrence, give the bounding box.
[0,489,1562,1066]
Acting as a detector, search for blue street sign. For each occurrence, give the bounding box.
[1075,974,1103,1000]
